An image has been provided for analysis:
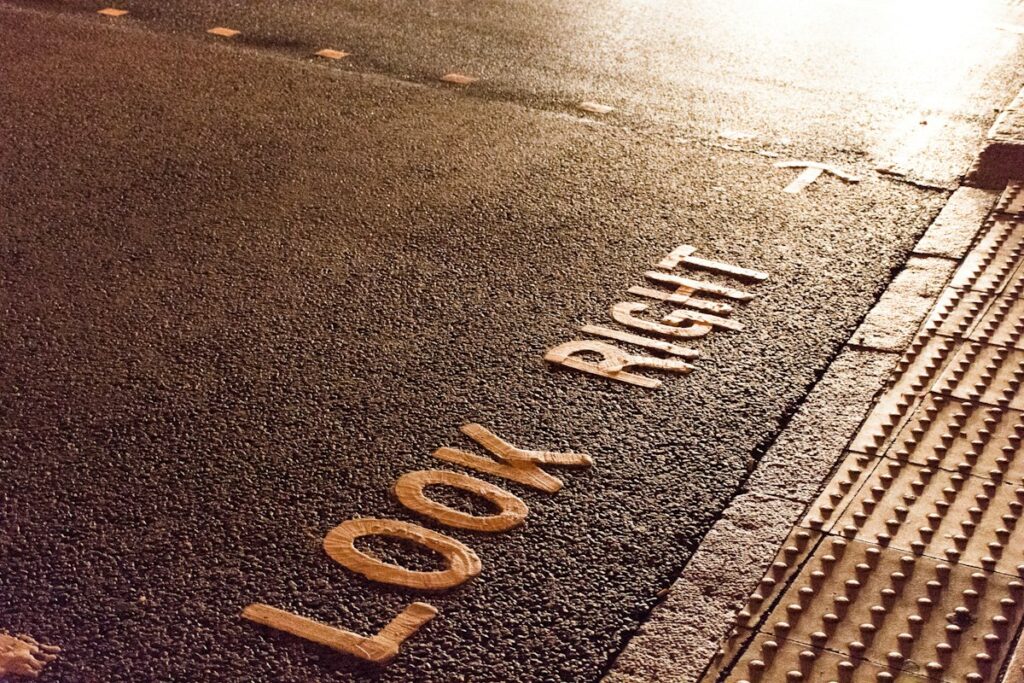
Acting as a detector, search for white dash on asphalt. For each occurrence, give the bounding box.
[96,8,127,16]
[440,73,478,85]
[207,27,241,38]
[578,101,614,115]
[315,49,350,60]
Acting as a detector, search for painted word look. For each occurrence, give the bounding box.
[243,424,592,664]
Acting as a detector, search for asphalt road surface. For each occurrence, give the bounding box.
[1,1,1023,681]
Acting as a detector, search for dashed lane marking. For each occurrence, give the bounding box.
[96,8,127,17]
[578,101,614,115]
[207,27,241,38]
[440,73,478,85]
[315,48,350,60]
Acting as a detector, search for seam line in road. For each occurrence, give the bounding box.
[605,180,1011,682]
[0,0,965,191]
[615,181,1024,682]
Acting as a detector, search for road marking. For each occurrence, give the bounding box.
[440,73,478,85]
[546,244,766,388]
[315,48,350,60]
[581,324,700,359]
[242,602,436,664]
[627,285,734,315]
[610,301,714,339]
[578,101,614,115]
[644,270,755,301]
[657,244,769,282]
[544,339,694,388]
[434,423,592,493]
[0,632,59,678]
[245,425,591,663]
[96,8,127,17]
[662,308,744,332]
[393,469,529,532]
[781,166,821,193]
[775,160,861,193]
[324,518,482,590]
[207,27,241,38]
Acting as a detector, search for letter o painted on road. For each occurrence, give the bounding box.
[394,469,529,532]
[324,518,482,591]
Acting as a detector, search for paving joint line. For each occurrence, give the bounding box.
[0,0,966,190]
[706,184,1024,682]
[597,345,859,681]
[606,179,1016,683]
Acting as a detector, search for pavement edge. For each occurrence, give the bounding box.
[604,183,1003,682]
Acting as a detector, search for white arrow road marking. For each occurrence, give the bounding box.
[775,160,861,193]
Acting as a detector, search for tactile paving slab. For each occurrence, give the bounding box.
[761,537,1024,682]
[803,452,880,533]
[706,187,1024,683]
[850,334,958,456]
[995,181,1024,218]
[834,458,1024,575]
[733,527,825,630]
[724,631,930,683]
[971,292,1024,350]
[920,287,994,341]
[888,394,1024,485]
[935,342,1024,411]
[949,219,1024,295]
[703,528,825,683]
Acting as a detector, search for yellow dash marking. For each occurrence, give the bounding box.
[315,49,350,60]
[578,101,614,115]
[207,27,240,38]
[96,8,127,16]
[440,73,478,85]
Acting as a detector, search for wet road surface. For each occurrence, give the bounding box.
[2,0,1024,680]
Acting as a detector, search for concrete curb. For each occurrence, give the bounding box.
[604,494,806,683]
[603,184,1005,682]
[969,85,1024,189]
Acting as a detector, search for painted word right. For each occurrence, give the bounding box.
[544,244,768,388]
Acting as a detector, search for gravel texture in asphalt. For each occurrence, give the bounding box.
[2,2,1023,681]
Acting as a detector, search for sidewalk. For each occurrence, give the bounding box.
[606,89,1024,683]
